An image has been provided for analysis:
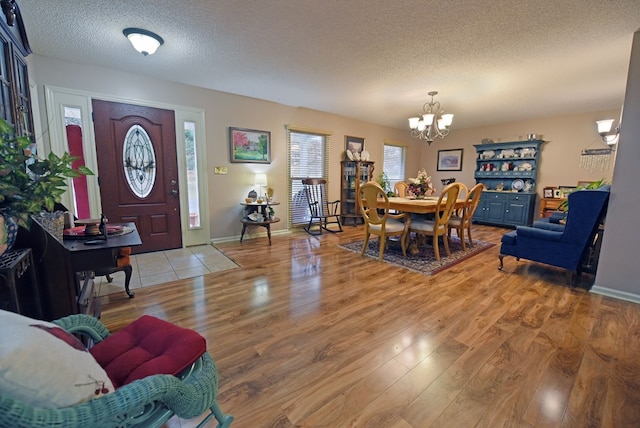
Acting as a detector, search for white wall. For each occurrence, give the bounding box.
[593,29,640,303]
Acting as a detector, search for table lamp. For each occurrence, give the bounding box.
[254,173,268,199]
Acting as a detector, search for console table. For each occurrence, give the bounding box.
[16,219,141,320]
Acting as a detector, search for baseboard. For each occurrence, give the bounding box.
[212,229,290,245]
[590,285,640,304]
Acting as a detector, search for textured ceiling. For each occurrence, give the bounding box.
[18,0,640,131]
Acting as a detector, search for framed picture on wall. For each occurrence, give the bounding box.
[345,135,365,154]
[553,189,563,198]
[229,127,271,164]
[543,187,555,198]
[436,149,463,171]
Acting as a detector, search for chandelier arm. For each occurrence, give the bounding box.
[409,91,453,143]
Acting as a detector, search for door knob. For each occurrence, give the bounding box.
[171,189,178,196]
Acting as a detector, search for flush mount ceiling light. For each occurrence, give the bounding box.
[123,28,164,56]
[596,119,620,146]
[408,91,454,145]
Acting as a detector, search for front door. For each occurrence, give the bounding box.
[92,99,181,253]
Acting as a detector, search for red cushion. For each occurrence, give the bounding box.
[90,315,206,388]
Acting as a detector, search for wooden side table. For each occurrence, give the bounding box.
[0,248,42,318]
[240,201,281,245]
[539,197,563,218]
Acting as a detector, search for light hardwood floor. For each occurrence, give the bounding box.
[99,224,640,428]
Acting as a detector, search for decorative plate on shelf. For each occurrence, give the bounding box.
[361,150,370,161]
[345,150,354,160]
[512,179,524,191]
[248,212,264,222]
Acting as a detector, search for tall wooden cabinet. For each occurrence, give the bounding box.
[340,160,374,225]
[472,140,543,227]
[0,1,34,138]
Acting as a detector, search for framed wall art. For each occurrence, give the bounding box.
[436,149,463,171]
[229,127,271,164]
[345,135,365,154]
[543,187,555,198]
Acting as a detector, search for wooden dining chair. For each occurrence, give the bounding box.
[448,183,484,250]
[394,181,408,197]
[358,181,410,261]
[409,182,462,261]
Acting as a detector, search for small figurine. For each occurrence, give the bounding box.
[496,182,505,191]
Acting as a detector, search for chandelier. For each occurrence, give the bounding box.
[408,91,454,144]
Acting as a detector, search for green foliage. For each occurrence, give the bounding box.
[558,178,608,211]
[376,172,390,192]
[0,118,93,228]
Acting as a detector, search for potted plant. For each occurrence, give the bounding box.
[376,172,394,197]
[0,117,92,253]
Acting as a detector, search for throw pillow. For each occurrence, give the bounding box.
[0,310,114,408]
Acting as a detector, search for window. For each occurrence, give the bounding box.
[383,144,406,191]
[287,127,331,227]
[184,121,200,228]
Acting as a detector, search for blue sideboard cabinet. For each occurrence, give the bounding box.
[472,140,543,227]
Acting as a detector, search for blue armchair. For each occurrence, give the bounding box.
[498,187,610,280]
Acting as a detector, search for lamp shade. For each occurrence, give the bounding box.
[123,28,164,56]
[254,173,268,186]
[596,119,615,135]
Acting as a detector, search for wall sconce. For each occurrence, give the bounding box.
[254,173,268,199]
[596,119,620,146]
[123,28,164,56]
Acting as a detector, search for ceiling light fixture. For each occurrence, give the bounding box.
[123,28,164,56]
[596,119,620,146]
[408,91,454,145]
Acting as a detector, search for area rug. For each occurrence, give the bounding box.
[338,236,495,275]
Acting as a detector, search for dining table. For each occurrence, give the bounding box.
[377,196,466,214]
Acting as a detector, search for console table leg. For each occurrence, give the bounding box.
[123,264,134,298]
[266,224,272,245]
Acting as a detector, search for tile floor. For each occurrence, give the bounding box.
[96,244,239,297]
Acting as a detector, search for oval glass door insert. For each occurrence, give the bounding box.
[123,124,156,198]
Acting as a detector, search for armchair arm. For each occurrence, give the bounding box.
[387,211,408,222]
[532,221,565,232]
[516,226,563,242]
[52,314,111,343]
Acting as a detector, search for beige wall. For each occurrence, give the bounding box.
[29,55,426,240]
[29,55,619,243]
[422,110,619,198]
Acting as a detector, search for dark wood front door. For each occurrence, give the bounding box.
[92,99,181,253]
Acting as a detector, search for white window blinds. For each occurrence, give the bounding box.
[287,126,331,227]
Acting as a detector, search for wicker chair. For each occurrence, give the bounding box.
[0,314,233,428]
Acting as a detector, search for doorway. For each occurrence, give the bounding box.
[43,86,211,249]
[92,99,181,253]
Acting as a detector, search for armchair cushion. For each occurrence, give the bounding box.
[90,315,206,388]
[0,310,114,408]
